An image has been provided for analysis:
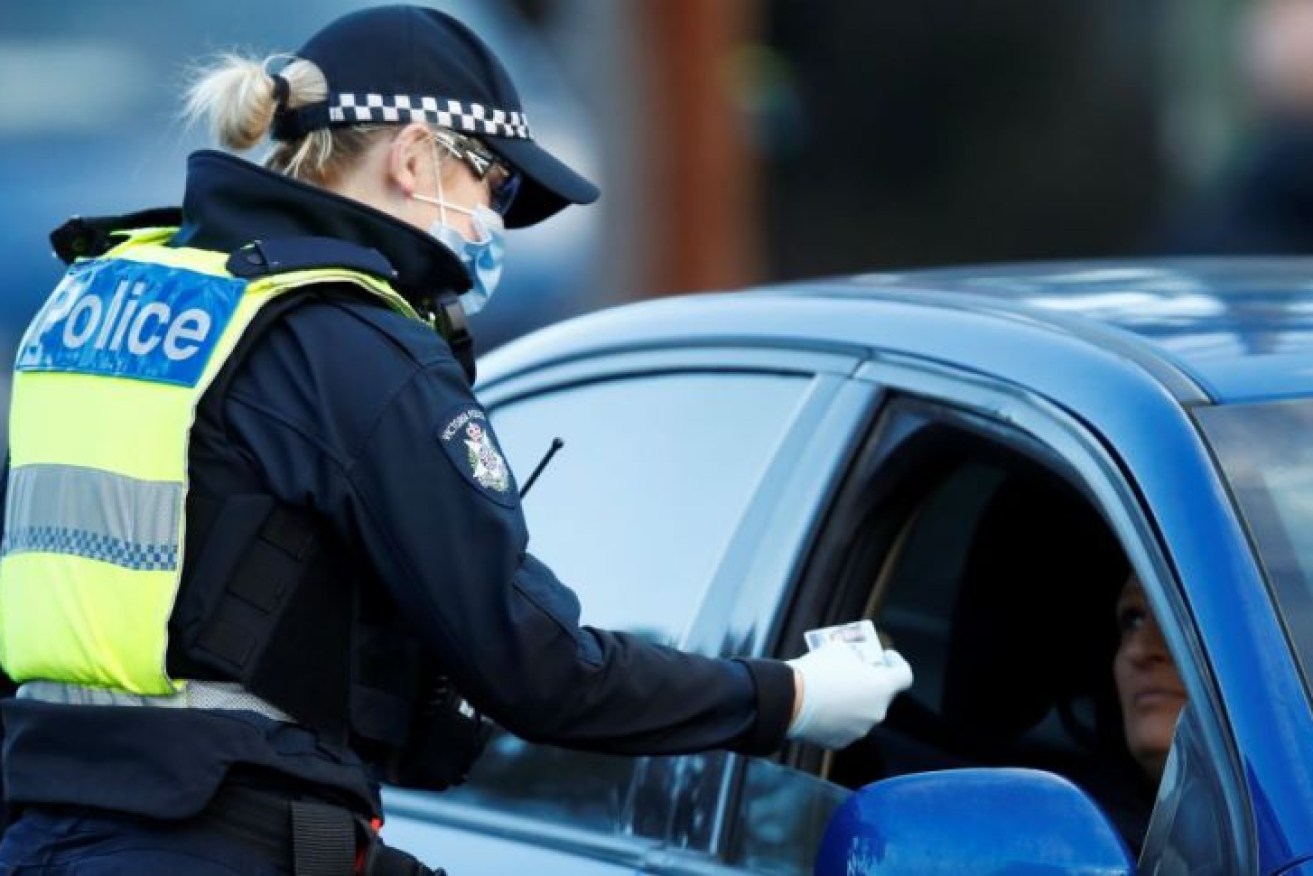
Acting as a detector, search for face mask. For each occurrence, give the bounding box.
[415,198,505,315]
[412,146,506,315]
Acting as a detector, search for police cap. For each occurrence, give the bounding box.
[274,4,599,229]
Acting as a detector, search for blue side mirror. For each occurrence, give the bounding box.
[814,768,1134,875]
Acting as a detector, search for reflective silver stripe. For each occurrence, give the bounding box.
[2,464,181,571]
[16,680,294,722]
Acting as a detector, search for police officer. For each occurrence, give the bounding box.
[0,6,913,874]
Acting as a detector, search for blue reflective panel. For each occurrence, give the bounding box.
[16,259,243,387]
[438,371,810,836]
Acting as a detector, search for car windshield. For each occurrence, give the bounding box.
[1195,398,1313,690]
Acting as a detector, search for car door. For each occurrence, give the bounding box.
[614,349,1256,875]
[384,345,871,875]
[756,357,1254,874]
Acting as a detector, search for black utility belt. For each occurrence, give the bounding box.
[200,784,444,876]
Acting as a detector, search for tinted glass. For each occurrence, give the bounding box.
[441,371,810,834]
[1195,399,1313,697]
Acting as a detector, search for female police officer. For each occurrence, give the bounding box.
[0,6,912,874]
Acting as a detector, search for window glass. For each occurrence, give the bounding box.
[1139,703,1241,874]
[725,759,849,875]
[440,371,811,834]
[495,372,810,642]
[1195,399,1313,700]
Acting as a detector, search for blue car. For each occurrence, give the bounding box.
[365,258,1312,875]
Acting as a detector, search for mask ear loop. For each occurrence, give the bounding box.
[429,140,453,230]
[422,135,494,242]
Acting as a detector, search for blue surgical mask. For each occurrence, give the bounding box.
[415,198,505,315]
[413,148,506,315]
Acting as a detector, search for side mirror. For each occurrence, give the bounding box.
[815,768,1134,875]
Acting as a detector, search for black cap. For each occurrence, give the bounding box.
[276,4,599,228]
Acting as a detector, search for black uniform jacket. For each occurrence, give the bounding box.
[0,151,794,819]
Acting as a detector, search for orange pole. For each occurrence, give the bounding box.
[638,0,762,296]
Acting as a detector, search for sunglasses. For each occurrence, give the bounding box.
[433,130,522,216]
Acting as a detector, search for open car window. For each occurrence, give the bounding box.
[804,401,1186,856]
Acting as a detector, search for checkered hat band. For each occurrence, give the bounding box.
[327,93,533,139]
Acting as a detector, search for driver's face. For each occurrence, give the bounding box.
[1114,576,1187,782]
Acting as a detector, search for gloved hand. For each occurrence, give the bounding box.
[784,642,914,749]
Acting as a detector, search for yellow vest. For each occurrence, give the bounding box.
[0,228,419,695]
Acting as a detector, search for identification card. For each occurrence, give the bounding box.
[804,619,885,665]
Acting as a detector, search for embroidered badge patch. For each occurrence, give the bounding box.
[438,407,516,505]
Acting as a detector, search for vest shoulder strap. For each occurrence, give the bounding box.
[50,208,184,264]
[226,237,399,284]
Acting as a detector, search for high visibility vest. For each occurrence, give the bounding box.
[0,227,420,695]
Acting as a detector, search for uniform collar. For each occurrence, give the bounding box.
[171,150,470,298]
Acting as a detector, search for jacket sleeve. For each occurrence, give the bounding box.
[224,310,794,757]
[346,357,793,756]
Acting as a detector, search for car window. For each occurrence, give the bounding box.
[1194,399,1313,702]
[724,759,849,875]
[494,371,810,639]
[1139,702,1240,875]
[439,370,811,835]
[809,403,1164,857]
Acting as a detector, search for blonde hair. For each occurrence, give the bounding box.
[184,52,389,186]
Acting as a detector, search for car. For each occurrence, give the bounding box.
[375,258,1313,875]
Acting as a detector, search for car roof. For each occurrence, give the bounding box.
[481,257,1313,405]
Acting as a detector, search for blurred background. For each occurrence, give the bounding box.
[4,0,1312,415]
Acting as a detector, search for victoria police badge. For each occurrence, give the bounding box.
[462,420,509,493]
[438,406,516,505]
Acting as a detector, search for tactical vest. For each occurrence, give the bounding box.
[0,217,486,789]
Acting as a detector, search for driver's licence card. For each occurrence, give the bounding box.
[804,619,885,665]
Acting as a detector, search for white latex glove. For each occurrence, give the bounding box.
[784,642,914,749]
